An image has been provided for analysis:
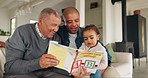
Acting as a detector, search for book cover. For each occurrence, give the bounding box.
[48,41,103,73]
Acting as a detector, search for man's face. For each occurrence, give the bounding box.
[83,29,100,48]
[38,14,61,38]
[65,13,80,34]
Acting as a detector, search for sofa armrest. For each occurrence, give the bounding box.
[115,52,132,63]
[103,52,133,78]
[114,52,133,75]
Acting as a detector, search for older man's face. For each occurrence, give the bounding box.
[39,14,61,38]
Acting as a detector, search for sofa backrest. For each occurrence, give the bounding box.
[110,43,116,51]
[0,36,9,42]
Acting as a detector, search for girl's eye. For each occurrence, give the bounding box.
[90,37,94,39]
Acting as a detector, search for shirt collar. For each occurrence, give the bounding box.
[35,23,46,40]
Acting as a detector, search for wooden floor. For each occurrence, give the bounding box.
[133,57,148,78]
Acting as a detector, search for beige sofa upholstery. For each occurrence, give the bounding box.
[0,45,133,78]
[0,48,5,78]
[0,36,9,78]
[0,50,132,78]
[103,52,133,78]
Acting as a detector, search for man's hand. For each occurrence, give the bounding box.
[39,54,59,68]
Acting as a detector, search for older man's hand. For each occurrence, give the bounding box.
[39,54,59,68]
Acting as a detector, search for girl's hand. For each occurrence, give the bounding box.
[71,66,91,78]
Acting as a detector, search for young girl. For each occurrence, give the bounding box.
[79,25,108,78]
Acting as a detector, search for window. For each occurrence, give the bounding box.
[10,18,16,36]
[30,20,37,23]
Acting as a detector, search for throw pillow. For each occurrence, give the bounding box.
[105,43,117,63]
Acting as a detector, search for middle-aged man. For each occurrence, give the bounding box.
[57,7,112,78]
[57,7,84,49]
[3,7,87,78]
[57,7,112,65]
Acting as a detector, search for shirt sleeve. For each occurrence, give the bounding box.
[4,28,41,74]
[97,45,108,70]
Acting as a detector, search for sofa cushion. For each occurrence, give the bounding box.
[103,66,120,77]
[105,43,117,63]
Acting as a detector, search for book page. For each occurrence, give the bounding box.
[72,51,104,73]
[48,41,77,73]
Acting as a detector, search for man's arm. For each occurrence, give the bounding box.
[4,28,41,74]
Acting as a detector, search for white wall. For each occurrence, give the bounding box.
[114,3,122,43]
[75,0,85,27]
[9,0,75,27]
[0,8,9,32]
[102,0,122,44]
[85,0,102,26]
[85,0,122,44]
[127,0,148,15]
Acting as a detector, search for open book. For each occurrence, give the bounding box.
[48,41,104,74]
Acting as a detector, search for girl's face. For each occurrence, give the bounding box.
[83,29,100,48]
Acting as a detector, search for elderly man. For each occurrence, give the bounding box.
[4,7,86,78]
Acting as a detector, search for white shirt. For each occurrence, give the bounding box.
[69,33,77,48]
[35,23,46,40]
[79,42,108,70]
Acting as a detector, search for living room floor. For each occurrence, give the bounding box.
[133,57,148,78]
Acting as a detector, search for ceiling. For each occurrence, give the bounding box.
[0,0,44,10]
[0,0,147,10]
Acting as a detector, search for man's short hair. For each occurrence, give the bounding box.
[39,7,61,19]
[62,7,79,17]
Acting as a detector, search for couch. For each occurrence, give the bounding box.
[103,52,133,78]
[102,43,133,78]
[0,43,133,78]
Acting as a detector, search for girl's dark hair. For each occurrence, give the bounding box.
[82,24,100,37]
